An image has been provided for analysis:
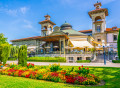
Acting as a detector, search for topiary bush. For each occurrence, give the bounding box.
[18,45,27,66]
[9,46,19,60]
[0,44,10,65]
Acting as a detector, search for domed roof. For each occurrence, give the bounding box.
[60,22,72,30]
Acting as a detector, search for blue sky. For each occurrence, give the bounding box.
[0,0,120,43]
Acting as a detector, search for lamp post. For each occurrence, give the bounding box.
[102,40,106,65]
[107,43,110,60]
[98,40,106,65]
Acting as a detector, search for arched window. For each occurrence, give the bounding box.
[43,26,47,30]
[50,26,52,31]
[97,25,101,32]
[95,16,102,21]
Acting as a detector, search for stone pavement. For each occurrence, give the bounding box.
[6,61,120,67]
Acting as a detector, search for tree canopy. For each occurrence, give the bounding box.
[0,33,8,44]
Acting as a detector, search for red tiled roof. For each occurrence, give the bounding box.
[79,29,92,33]
[79,28,120,33]
[11,36,41,42]
[39,20,56,25]
[11,35,69,42]
[105,28,119,32]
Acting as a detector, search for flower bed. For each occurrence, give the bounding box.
[0,63,100,85]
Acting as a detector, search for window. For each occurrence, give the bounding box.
[69,57,73,61]
[97,25,101,32]
[97,39,101,41]
[69,57,73,63]
[86,57,91,60]
[44,32,46,36]
[113,35,117,41]
[77,57,82,60]
[95,16,102,21]
[97,36,101,42]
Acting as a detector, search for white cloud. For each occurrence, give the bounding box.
[0,6,28,16]
[20,7,27,14]
[6,9,18,16]
[23,20,33,29]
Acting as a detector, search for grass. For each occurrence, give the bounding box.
[27,57,66,62]
[0,66,120,88]
[112,60,120,63]
[76,60,91,63]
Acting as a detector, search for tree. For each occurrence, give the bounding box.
[10,46,19,60]
[0,44,10,65]
[18,45,27,66]
[117,29,120,60]
[0,33,10,65]
[0,33,8,45]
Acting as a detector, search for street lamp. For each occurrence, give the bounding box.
[98,40,106,65]
[107,43,110,60]
[102,40,106,65]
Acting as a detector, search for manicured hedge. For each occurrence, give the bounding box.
[76,60,91,63]
[27,57,66,62]
[8,57,17,61]
[112,60,120,63]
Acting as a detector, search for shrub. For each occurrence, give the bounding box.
[27,63,34,68]
[49,64,62,72]
[76,60,91,63]
[0,44,10,65]
[10,46,19,60]
[18,45,27,66]
[8,57,17,60]
[27,57,66,62]
[112,60,120,63]
[75,65,89,74]
[117,29,120,60]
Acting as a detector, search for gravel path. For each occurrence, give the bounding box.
[6,61,120,67]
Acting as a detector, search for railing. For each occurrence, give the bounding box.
[36,51,93,54]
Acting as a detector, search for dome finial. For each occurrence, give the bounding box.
[65,21,67,23]
[97,1,99,3]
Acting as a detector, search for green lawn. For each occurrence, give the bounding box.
[0,66,120,88]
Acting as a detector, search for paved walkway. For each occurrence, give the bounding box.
[6,61,120,67]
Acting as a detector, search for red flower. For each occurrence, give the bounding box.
[87,68,89,70]
[25,74,30,78]
[8,73,11,76]
[79,67,81,70]
[81,65,83,68]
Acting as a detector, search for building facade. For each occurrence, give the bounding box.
[11,2,118,62]
[79,2,119,52]
[11,15,95,62]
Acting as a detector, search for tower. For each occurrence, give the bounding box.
[88,2,108,44]
[39,15,56,36]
